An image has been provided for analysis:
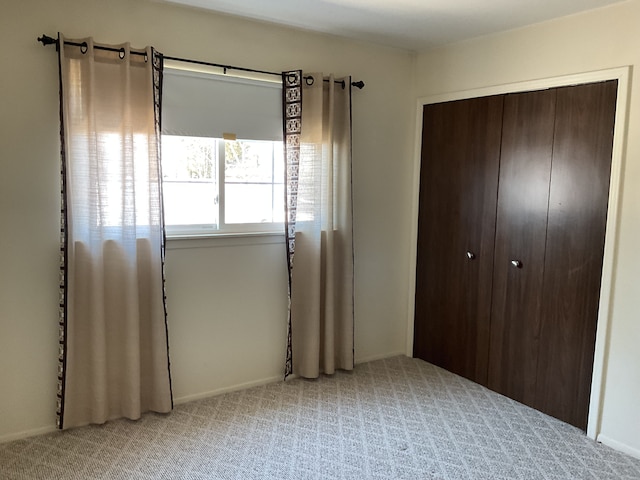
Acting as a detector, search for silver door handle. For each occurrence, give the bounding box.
[466,251,476,260]
[511,260,523,268]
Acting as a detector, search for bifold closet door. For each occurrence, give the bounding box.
[534,81,617,430]
[488,89,557,406]
[488,81,617,429]
[414,96,503,385]
[415,81,617,431]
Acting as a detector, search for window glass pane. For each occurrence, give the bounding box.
[273,141,284,184]
[161,135,218,226]
[162,135,217,181]
[225,140,274,183]
[163,181,217,225]
[225,184,275,224]
[273,184,285,223]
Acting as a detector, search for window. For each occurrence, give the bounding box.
[161,135,284,235]
[161,65,284,236]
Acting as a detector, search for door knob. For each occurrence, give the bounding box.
[511,260,523,268]
[466,251,476,260]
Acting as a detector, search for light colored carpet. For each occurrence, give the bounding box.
[1,356,639,479]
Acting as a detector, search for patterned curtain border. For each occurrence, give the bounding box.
[56,33,69,430]
[152,48,174,409]
[282,70,302,379]
[347,77,356,366]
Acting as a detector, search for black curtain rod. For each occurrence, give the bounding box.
[37,34,365,90]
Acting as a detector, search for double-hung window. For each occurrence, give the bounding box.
[161,64,284,236]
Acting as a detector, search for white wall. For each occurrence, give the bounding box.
[414,0,640,457]
[0,0,414,440]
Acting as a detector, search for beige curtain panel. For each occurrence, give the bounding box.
[285,72,355,379]
[57,35,172,429]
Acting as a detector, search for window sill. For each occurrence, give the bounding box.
[166,231,285,250]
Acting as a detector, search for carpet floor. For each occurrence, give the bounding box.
[1,356,639,479]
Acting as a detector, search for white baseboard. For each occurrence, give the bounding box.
[597,434,640,460]
[1,353,407,443]
[355,351,406,365]
[173,351,405,405]
[175,352,406,405]
[0,425,57,445]
[0,376,288,443]
[173,374,284,405]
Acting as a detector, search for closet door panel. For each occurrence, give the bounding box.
[535,80,617,429]
[488,89,557,406]
[414,96,503,385]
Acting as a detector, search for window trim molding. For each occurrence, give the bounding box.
[166,231,285,250]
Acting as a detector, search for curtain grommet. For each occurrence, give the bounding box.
[80,42,88,54]
[119,47,125,60]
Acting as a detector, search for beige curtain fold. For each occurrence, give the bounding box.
[287,73,354,378]
[57,35,172,429]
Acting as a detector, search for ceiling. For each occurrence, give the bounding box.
[159,0,624,51]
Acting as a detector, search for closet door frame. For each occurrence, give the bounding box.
[407,66,630,441]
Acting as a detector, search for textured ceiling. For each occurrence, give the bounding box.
[158,0,625,51]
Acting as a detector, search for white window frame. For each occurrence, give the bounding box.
[162,136,285,238]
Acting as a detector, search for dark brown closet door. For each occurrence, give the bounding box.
[534,81,617,430]
[414,96,503,385]
[488,89,557,406]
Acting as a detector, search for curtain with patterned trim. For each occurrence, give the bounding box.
[283,71,355,379]
[57,34,172,429]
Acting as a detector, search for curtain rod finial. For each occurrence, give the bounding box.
[351,80,365,90]
[37,34,58,47]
